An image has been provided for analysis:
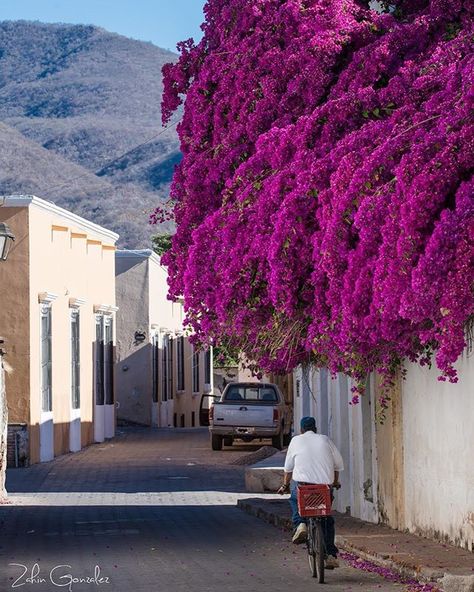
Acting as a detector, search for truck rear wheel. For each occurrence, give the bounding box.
[272,431,284,450]
[211,434,223,451]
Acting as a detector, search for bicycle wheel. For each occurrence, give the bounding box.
[306,519,317,578]
[314,520,325,583]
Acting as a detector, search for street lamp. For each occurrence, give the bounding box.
[0,222,15,261]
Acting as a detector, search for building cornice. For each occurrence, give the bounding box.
[116,249,163,268]
[69,297,87,309]
[1,195,119,244]
[38,292,58,304]
[94,304,119,315]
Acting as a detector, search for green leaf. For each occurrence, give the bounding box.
[151,234,173,256]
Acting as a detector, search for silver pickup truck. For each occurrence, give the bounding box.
[208,382,292,451]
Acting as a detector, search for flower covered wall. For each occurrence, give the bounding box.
[159,0,474,402]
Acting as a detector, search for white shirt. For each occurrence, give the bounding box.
[284,431,344,484]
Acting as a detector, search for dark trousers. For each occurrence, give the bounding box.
[289,481,338,557]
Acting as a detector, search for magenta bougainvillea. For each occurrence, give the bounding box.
[159,0,474,398]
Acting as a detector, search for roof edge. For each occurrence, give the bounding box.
[116,249,163,268]
[1,194,119,243]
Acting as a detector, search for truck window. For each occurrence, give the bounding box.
[225,386,278,402]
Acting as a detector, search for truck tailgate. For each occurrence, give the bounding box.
[214,404,274,427]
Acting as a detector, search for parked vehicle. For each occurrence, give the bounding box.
[207,382,292,450]
[199,393,220,427]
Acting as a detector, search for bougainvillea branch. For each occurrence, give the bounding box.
[158,0,474,405]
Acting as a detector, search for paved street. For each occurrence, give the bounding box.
[1,428,406,592]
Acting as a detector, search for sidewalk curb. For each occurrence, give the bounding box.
[237,499,474,592]
[238,498,293,530]
[334,535,445,582]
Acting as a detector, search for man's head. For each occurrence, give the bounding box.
[300,416,317,433]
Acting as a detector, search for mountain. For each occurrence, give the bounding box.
[0,121,169,247]
[0,20,181,247]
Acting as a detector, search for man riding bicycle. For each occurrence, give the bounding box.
[278,416,343,569]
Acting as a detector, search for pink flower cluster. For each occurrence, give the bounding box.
[159,0,474,398]
[339,551,441,592]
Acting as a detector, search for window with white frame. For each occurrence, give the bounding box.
[168,337,174,399]
[204,348,211,386]
[71,310,80,410]
[152,332,159,403]
[40,305,52,412]
[192,347,200,393]
[162,334,169,401]
[161,333,175,401]
[177,336,185,391]
[95,314,114,406]
[95,315,105,405]
[104,316,114,405]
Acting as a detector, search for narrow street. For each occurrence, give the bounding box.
[1,429,406,592]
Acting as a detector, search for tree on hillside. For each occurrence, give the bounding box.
[152,234,173,257]
[158,0,474,407]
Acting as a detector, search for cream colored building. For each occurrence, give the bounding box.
[115,250,212,428]
[0,195,118,466]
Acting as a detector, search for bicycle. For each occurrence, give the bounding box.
[297,483,333,583]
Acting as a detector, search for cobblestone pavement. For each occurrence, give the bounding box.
[1,428,406,592]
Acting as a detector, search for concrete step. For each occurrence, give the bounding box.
[244,450,286,492]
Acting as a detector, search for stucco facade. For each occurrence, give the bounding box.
[0,355,6,497]
[292,345,474,551]
[292,366,377,521]
[0,195,118,465]
[115,250,212,428]
[399,351,474,550]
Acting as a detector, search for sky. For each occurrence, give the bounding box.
[0,0,206,52]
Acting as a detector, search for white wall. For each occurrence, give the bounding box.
[292,367,356,517]
[292,365,317,434]
[27,198,117,460]
[115,254,152,426]
[0,358,6,497]
[292,366,378,521]
[402,351,474,550]
[348,375,378,523]
[116,250,211,430]
[293,349,474,549]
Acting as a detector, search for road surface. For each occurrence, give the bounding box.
[1,428,405,592]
